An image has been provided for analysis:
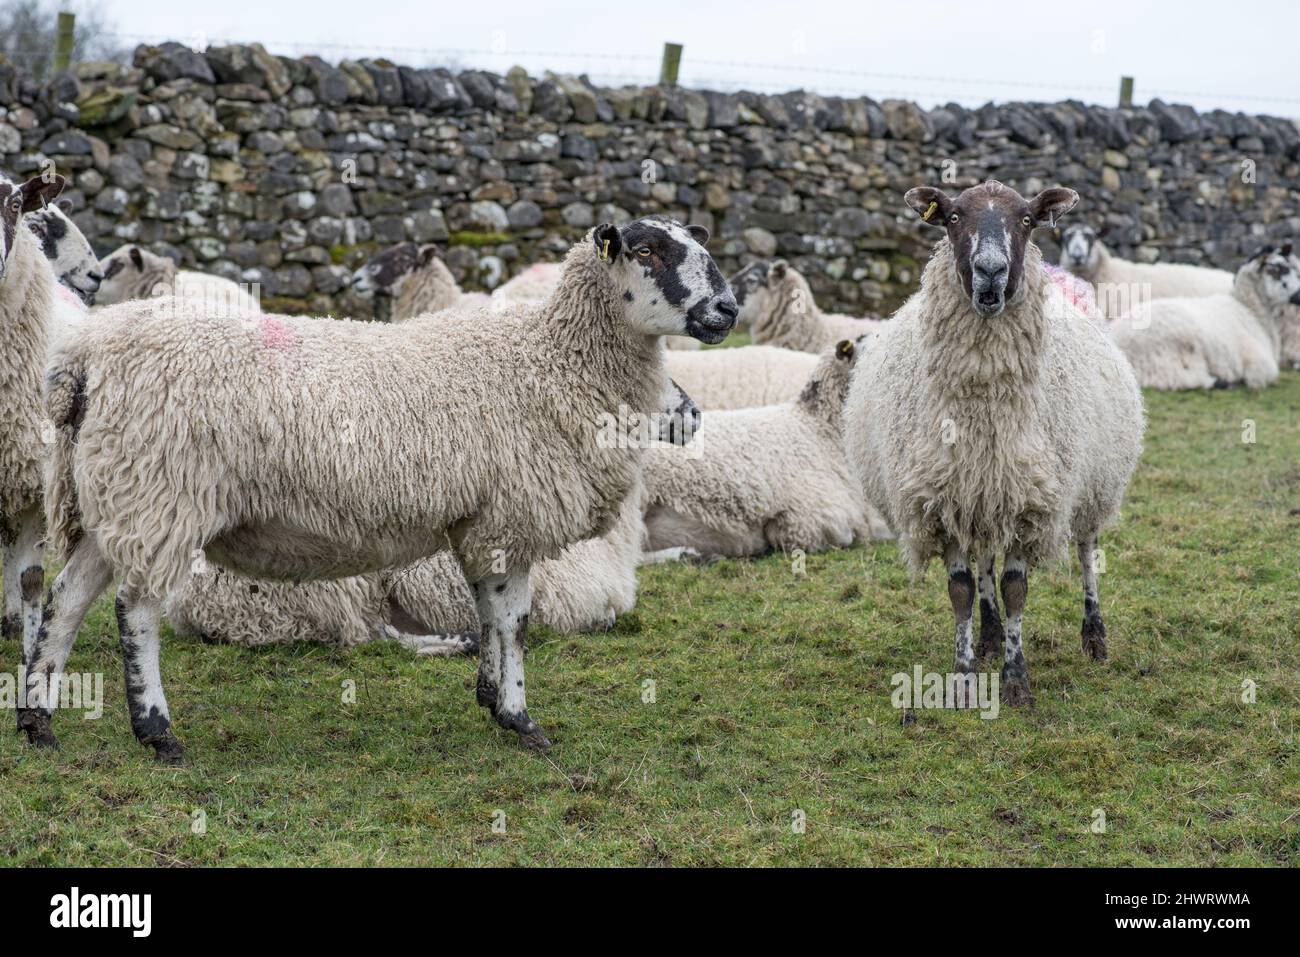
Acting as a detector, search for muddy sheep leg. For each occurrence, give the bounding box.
[17,536,114,748]
[116,586,185,763]
[944,540,978,708]
[999,549,1034,707]
[2,505,45,665]
[1078,536,1108,661]
[471,570,550,750]
[975,550,1003,659]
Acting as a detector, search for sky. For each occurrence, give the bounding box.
[95,0,1300,118]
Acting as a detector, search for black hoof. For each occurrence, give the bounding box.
[17,709,59,750]
[496,710,552,751]
[1081,615,1108,661]
[1001,664,1034,708]
[475,676,498,710]
[147,733,186,765]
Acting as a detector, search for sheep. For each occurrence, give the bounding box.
[24,198,103,305]
[167,474,648,648]
[664,344,818,410]
[24,218,735,758]
[352,243,488,321]
[1280,249,1300,370]
[731,259,883,353]
[490,260,700,349]
[1109,245,1300,390]
[492,261,562,303]
[643,338,892,563]
[95,244,260,315]
[1056,224,1234,317]
[0,174,67,673]
[844,181,1145,707]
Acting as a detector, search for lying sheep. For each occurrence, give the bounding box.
[27,218,735,758]
[845,181,1144,706]
[1110,245,1300,390]
[168,475,648,649]
[25,199,103,304]
[0,174,67,669]
[352,243,488,321]
[95,244,260,315]
[664,344,818,410]
[643,338,891,562]
[731,259,882,353]
[1057,224,1234,317]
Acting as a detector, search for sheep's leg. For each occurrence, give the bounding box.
[383,625,480,658]
[1078,537,1108,661]
[944,541,978,708]
[3,505,45,665]
[471,571,550,750]
[17,536,114,749]
[999,550,1034,707]
[638,546,704,565]
[116,587,185,763]
[975,551,1003,659]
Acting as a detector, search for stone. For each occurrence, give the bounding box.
[507,199,544,229]
[135,42,216,84]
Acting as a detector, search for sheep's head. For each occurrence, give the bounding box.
[352,242,421,299]
[906,180,1079,319]
[592,218,737,344]
[0,174,66,280]
[1241,244,1300,306]
[728,259,771,325]
[26,199,102,304]
[97,244,177,304]
[1058,224,1103,279]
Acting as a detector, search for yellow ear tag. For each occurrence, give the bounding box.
[922,201,938,222]
[601,239,611,261]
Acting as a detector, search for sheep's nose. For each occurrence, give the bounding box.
[716,298,738,323]
[88,271,104,282]
[974,262,1007,285]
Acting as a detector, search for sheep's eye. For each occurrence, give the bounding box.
[948,213,959,224]
[9,199,19,212]
[636,247,652,257]
[1022,215,1033,227]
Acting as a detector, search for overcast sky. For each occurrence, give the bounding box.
[99,0,1299,118]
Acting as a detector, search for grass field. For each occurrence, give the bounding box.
[2,372,1297,867]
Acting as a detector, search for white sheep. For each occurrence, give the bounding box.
[24,199,103,305]
[1280,249,1300,370]
[351,243,488,321]
[643,338,891,562]
[27,218,735,758]
[1057,224,1234,318]
[95,244,261,316]
[167,474,647,648]
[0,174,67,670]
[845,181,1145,707]
[1109,245,1300,390]
[664,344,818,410]
[731,259,883,353]
[492,261,562,302]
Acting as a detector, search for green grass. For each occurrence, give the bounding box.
[2,375,1297,867]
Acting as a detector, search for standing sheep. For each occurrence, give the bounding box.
[95,244,260,315]
[1057,224,1234,317]
[643,338,892,561]
[25,218,735,758]
[1279,248,1300,370]
[664,344,818,410]
[731,260,882,353]
[24,198,103,304]
[1109,245,1300,390]
[0,174,67,669]
[845,182,1145,706]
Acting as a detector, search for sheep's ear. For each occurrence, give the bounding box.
[593,223,622,264]
[18,174,65,213]
[835,339,855,361]
[420,246,438,265]
[1029,187,1079,228]
[686,224,710,246]
[904,186,951,228]
[770,260,788,280]
[1281,242,1294,258]
[129,247,144,270]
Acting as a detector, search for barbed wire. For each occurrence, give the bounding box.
[22,31,1300,116]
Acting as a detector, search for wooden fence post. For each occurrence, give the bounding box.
[660,42,682,87]
[1118,75,1134,108]
[53,11,76,73]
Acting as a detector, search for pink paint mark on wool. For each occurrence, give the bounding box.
[1043,262,1100,318]
[56,284,88,312]
[259,314,298,353]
